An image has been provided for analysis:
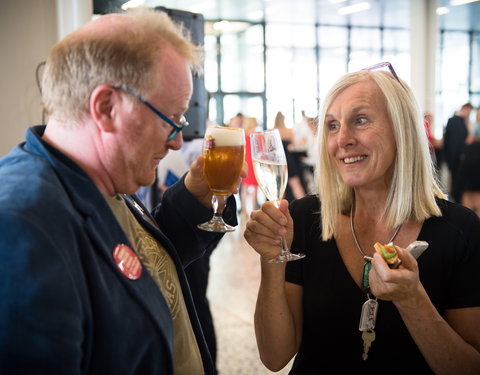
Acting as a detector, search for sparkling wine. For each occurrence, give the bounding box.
[252,159,288,203]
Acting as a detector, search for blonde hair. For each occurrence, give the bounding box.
[274,111,286,129]
[315,70,446,240]
[41,7,203,123]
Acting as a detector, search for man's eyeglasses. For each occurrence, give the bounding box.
[113,85,189,141]
[363,61,401,84]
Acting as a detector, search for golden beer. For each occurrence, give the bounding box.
[203,126,245,195]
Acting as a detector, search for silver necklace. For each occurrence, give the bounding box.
[350,204,402,258]
[351,203,402,361]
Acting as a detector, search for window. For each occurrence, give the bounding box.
[204,6,411,130]
[436,30,473,135]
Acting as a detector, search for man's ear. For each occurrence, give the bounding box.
[89,85,117,132]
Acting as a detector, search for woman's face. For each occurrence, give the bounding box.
[325,79,397,192]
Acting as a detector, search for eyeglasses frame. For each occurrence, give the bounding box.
[113,85,189,141]
[362,61,402,86]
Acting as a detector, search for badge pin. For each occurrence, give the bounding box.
[113,244,142,280]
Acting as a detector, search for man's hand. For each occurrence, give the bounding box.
[184,156,247,208]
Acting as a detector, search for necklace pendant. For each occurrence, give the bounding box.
[361,262,372,294]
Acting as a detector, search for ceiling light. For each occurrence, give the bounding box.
[211,20,251,34]
[338,2,371,15]
[121,0,144,10]
[329,0,347,3]
[436,7,450,15]
[188,1,216,13]
[450,0,480,5]
[450,0,478,6]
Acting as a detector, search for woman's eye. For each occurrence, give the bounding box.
[356,117,368,125]
[327,122,339,131]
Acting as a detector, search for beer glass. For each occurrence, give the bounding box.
[198,126,245,232]
[250,129,306,263]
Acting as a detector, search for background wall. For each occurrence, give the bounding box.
[0,0,57,156]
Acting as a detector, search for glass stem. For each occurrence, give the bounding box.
[274,199,290,256]
[212,194,228,218]
[281,237,289,256]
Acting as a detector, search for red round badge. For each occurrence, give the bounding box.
[113,244,142,280]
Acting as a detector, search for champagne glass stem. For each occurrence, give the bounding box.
[280,236,290,258]
[266,199,306,263]
[275,200,290,258]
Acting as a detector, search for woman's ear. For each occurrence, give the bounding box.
[89,85,117,132]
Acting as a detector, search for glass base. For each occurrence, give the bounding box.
[267,252,306,263]
[197,217,236,233]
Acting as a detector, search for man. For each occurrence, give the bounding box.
[0,8,241,375]
[443,102,473,202]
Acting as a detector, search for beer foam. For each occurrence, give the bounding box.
[206,126,245,146]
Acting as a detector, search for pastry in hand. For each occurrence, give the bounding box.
[374,242,399,267]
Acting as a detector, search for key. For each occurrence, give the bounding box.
[362,329,376,360]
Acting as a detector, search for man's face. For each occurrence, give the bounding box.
[107,46,193,194]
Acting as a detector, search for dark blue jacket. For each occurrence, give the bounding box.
[0,126,236,374]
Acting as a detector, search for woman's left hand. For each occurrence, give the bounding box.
[368,246,423,304]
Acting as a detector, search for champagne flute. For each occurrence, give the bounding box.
[198,125,245,232]
[250,129,306,263]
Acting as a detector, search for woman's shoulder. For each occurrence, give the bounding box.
[433,198,480,235]
[289,195,321,220]
[436,198,477,218]
[288,195,324,249]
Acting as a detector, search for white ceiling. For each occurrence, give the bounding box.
[94,0,480,31]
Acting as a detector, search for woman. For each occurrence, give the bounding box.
[241,116,260,215]
[274,111,306,201]
[460,107,480,216]
[244,66,480,373]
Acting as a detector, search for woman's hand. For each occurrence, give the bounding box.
[244,199,293,262]
[369,246,423,306]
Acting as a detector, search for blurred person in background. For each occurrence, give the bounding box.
[458,106,480,217]
[458,139,480,217]
[0,8,244,374]
[473,106,480,139]
[228,112,245,129]
[423,110,443,173]
[274,111,306,202]
[241,116,260,217]
[292,111,318,193]
[443,102,474,202]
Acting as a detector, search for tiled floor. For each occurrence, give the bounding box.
[207,214,293,375]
